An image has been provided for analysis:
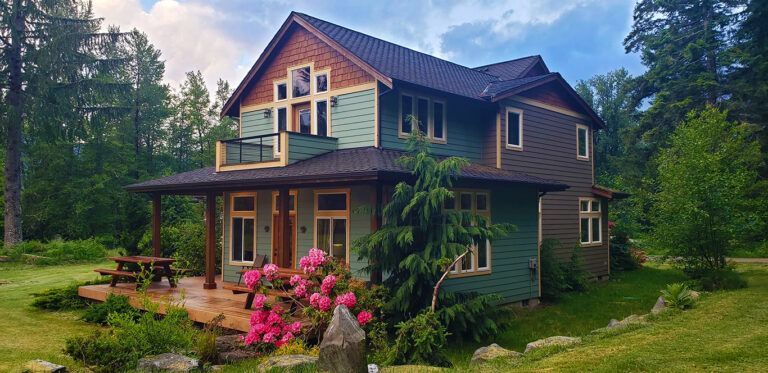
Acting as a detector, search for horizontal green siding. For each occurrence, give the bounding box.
[331,89,375,149]
[379,89,493,162]
[241,110,273,138]
[225,142,276,164]
[222,191,274,283]
[443,185,540,303]
[286,133,337,163]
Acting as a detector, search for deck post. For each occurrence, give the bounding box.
[204,191,217,289]
[152,193,162,257]
[278,187,290,268]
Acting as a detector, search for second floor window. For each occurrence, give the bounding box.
[506,108,523,150]
[316,100,328,136]
[275,82,287,101]
[577,124,589,160]
[399,93,448,142]
[291,66,310,98]
[315,72,328,93]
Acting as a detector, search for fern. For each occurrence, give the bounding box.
[661,282,697,310]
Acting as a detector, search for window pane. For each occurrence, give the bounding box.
[592,217,601,243]
[578,128,587,156]
[476,194,488,211]
[507,112,521,146]
[316,218,331,252]
[460,193,472,210]
[318,193,347,211]
[233,196,255,211]
[433,102,444,139]
[232,217,243,261]
[276,83,287,100]
[461,252,472,271]
[317,101,328,136]
[332,219,347,261]
[580,200,589,212]
[291,67,310,97]
[275,194,295,211]
[244,218,255,261]
[592,200,601,212]
[580,218,590,243]
[316,74,328,92]
[277,108,287,131]
[417,98,429,134]
[401,95,413,133]
[477,240,488,268]
[444,195,455,210]
[299,108,311,134]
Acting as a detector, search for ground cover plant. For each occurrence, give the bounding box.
[2,239,109,265]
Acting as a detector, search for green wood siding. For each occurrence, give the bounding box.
[225,142,276,164]
[286,132,337,163]
[241,109,273,137]
[379,89,493,162]
[222,191,273,283]
[331,89,375,149]
[443,185,540,303]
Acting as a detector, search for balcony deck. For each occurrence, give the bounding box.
[215,132,338,172]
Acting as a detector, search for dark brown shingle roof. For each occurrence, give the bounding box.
[473,55,547,80]
[126,147,567,193]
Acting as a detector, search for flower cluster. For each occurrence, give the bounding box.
[245,306,301,347]
[263,263,279,281]
[243,270,262,289]
[334,292,356,308]
[298,248,329,274]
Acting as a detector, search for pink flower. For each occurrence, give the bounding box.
[299,256,315,274]
[243,270,262,289]
[252,294,267,309]
[269,325,282,335]
[280,332,294,344]
[318,295,332,311]
[309,292,322,307]
[267,311,282,325]
[289,274,302,286]
[250,310,269,325]
[293,283,308,298]
[287,321,302,334]
[263,264,280,281]
[244,330,259,345]
[334,292,357,308]
[357,310,373,326]
[262,332,276,343]
[321,275,337,295]
[299,248,329,274]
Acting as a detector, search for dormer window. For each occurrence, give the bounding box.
[291,66,310,98]
[315,72,328,93]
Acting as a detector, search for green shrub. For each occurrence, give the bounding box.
[138,222,217,275]
[387,312,450,367]
[661,283,697,310]
[694,268,748,291]
[564,247,590,292]
[4,239,108,265]
[65,305,197,372]
[82,294,140,325]
[610,232,643,271]
[540,240,590,300]
[31,278,109,310]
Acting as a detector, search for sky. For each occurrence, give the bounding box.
[91,0,644,93]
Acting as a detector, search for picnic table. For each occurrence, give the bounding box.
[95,256,177,288]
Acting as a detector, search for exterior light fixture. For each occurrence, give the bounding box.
[330,96,338,107]
[263,108,272,118]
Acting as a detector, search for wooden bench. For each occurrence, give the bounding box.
[94,268,137,287]
[223,284,293,309]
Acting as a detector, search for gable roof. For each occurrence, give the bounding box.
[125,147,568,194]
[222,12,603,128]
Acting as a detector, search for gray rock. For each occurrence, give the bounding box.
[258,355,317,372]
[368,363,380,373]
[219,350,261,363]
[524,336,581,353]
[215,334,246,352]
[606,314,646,329]
[606,319,620,328]
[470,343,522,364]
[651,296,667,314]
[137,353,200,372]
[22,360,66,373]
[210,366,225,372]
[317,305,367,373]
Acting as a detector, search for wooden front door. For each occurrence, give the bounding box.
[292,103,311,134]
[272,214,296,268]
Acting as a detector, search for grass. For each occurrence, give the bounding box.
[0,261,110,372]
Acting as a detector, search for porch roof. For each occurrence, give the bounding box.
[126,147,568,194]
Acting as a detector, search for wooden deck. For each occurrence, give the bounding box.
[78,276,255,332]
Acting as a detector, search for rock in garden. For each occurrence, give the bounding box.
[381,366,443,372]
[219,350,261,363]
[215,334,246,352]
[470,343,522,364]
[524,336,581,353]
[22,359,66,373]
[651,296,667,314]
[368,363,380,373]
[317,305,367,373]
[258,355,317,372]
[137,353,200,372]
[606,314,646,329]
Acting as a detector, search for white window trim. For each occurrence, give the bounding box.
[447,190,492,276]
[398,91,448,143]
[505,107,524,151]
[288,63,313,99]
[579,197,602,246]
[398,93,415,137]
[273,106,287,156]
[229,192,258,265]
[313,189,351,264]
[313,70,330,94]
[274,80,287,102]
[430,99,448,143]
[314,98,331,136]
[576,124,590,160]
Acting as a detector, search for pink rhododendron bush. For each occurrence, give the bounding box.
[241,248,387,351]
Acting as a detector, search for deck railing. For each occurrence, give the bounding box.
[215,132,338,172]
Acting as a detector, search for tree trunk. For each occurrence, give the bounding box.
[4,0,25,246]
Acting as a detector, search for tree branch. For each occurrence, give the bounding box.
[431,247,472,313]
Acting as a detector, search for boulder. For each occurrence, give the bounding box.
[368,363,380,373]
[22,360,66,373]
[470,343,522,364]
[258,354,317,372]
[381,366,443,373]
[137,353,200,372]
[606,314,645,329]
[317,305,367,373]
[524,336,581,353]
[215,334,246,352]
[651,296,667,314]
[219,350,261,363]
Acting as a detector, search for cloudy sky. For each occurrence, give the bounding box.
[91,0,643,92]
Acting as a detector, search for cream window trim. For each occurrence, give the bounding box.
[287,62,314,100]
[579,197,602,246]
[314,98,332,136]
[273,106,288,156]
[398,91,448,143]
[313,70,330,94]
[576,124,590,160]
[274,80,287,102]
[271,190,298,214]
[398,93,415,137]
[505,107,524,151]
[447,189,492,276]
[430,99,448,143]
[229,192,258,265]
[313,189,351,264]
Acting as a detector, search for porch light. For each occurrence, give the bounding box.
[330,96,338,107]
[263,108,272,118]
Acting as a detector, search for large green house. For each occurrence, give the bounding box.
[127,12,625,305]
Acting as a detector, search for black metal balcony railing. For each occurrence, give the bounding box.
[221,133,280,165]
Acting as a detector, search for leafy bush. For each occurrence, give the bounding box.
[82,294,140,325]
[271,339,319,357]
[564,247,590,292]
[387,312,450,367]
[197,314,225,365]
[693,268,747,291]
[138,222,217,275]
[3,239,108,265]
[610,232,644,271]
[31,278,109,310]
[540,240,591,300]
[660,283,697,310]
[65,305,197,372]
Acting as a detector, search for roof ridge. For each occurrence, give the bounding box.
[473,55,541,70]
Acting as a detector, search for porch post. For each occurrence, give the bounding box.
[204,191,217,289]
[278,187,290,268]
[152,193,162,257]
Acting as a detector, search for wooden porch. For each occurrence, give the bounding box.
[78,276,262,332]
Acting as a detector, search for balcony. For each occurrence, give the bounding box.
[215,132,338,172]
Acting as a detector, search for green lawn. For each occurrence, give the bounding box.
[0,262,109,372]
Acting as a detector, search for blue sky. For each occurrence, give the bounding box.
[94,0,643,91]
